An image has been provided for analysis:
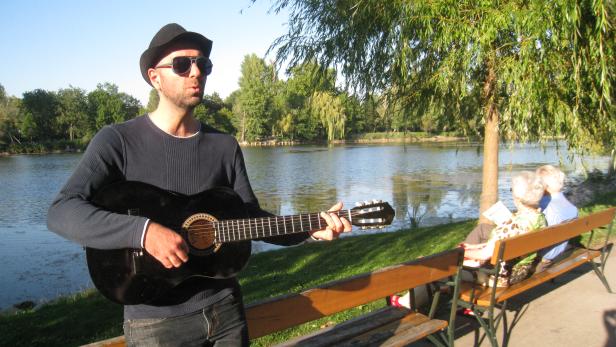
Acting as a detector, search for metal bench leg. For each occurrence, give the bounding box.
[591,261,613,293]
[473,307,499,347]
[592,243,614,293]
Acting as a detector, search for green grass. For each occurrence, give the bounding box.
[1,190,614,347]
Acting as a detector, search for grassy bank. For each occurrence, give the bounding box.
[0,139,86,156]
[1,192,615,347]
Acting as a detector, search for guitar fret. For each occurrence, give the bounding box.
[227,220,231,241]
[234,220,238,241]
[228,220,232,241]
[243,219,247,240]
[299,214,303,231]
[261,218,265,237]
[291,215,295,234]
[283,216,288,234]
[268,217,272,236]
[276,216,280,235]
[318,213,322,229]
[309,214,313,230]
[347,209,352,223]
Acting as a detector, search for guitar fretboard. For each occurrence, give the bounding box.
[214,210,353,242]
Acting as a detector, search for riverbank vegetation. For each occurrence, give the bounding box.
[1,184,615,347]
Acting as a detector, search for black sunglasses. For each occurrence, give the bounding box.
[156,56,213,76]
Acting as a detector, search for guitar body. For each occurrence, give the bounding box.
[85,181,252,305]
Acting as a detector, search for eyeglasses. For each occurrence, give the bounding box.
[155,56,213,76]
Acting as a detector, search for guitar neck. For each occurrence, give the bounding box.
[214,210,353,242]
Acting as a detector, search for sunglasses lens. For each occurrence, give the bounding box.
[171,57,212,75]
[172,57,193,74]
[196,57,213,76]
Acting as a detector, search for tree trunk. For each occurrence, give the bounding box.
[478,59,499,224]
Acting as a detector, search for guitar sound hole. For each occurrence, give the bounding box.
[187,219,216,250]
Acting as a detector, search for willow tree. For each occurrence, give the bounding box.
[310,91,345,141]
[268,0,615,222]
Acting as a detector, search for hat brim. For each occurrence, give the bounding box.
[140,31,213,86]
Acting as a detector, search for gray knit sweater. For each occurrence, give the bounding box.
[47,115,308,319]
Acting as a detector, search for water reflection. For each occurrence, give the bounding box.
[392,174,450,228]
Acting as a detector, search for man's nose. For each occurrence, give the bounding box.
[189,61,203,78]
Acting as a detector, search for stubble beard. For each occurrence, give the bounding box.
[164,87,204,111]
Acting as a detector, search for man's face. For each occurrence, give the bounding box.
[149,43,207,109]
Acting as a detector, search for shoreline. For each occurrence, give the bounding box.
[0,134,467,156]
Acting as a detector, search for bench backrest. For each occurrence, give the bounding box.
[245,247,464,339]
[491,207,616,265]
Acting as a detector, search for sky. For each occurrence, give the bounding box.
[0,0,289,105]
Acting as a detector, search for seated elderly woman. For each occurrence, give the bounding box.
[462,171,547,287]
[390,171,547,308]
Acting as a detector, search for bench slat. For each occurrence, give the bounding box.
[341,314,447,347]
[277,306,447,347]
[461,248,601,305]
[246,248,463,339]
[491,207,615,264]
[80,336,125,347]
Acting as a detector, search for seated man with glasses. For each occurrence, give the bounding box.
[47,23,351,346]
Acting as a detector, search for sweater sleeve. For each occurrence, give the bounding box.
[230,142,309,246]
[47,126,148,249]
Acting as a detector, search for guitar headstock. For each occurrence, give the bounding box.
[350,200,395,229]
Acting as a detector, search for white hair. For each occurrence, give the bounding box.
[536,165,565,193]
[512,171,545,208]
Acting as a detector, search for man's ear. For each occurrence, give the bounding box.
[148,68,161,90]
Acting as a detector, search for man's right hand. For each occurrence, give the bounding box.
[143,222,189,268]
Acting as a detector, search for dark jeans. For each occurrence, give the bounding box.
[123,293,248,347]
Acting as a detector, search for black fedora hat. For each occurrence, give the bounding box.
[140,23,213,86]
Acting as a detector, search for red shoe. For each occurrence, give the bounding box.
[390,295,402,307]
[457,308,476,316]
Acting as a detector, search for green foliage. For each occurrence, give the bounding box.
[0,85,21,150]
[194,92,236,134]
[87,83,141,134]
[310,91,345,141]
[57,86,89,141]
[20,89,60,141]
[145,88,159,112]
[237,54,278,141]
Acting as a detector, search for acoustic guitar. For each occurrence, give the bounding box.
[85,181,395,305]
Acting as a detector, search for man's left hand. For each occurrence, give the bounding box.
[309,202,352,241]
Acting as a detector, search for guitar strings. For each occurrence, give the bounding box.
[185,210,374,241]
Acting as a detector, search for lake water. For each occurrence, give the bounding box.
[0,142,609,310]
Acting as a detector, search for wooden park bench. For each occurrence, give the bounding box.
[455,207,615,347]
[83,247,464,347]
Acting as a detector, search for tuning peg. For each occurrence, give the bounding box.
[363,200,370,206]
[355,201,363,207]
[372,199,380,204]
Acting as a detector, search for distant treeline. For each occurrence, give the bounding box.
[0,56,465,153]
